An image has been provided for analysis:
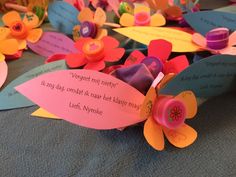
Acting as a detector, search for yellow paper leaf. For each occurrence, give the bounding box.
[31,108,61,120]
[114,27,201,52]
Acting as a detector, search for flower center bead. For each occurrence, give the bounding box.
[80,21,97,38]
[152,97,186,129]
[82,39,105,62]
[10,21,28,38]
[206,28,229,50]
[141,56,163,78]
[134,12,151,26]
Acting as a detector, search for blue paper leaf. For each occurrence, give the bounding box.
[0,60,67,110]
[184,11,236,35]
[48,1,80,34]
[160,55,236,98]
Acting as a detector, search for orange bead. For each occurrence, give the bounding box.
[9,21,28,39]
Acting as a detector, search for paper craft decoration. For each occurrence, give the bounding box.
[31,108,60,119]
[1,10,43,50]
[215,5,236,14]
[0,60,67,110]
[141,74,197,150]
[27,32,77,58]
[160,55,236,98]
[65,0,87,11]
[0,37,19,61]
[73,7,108,41]
[66,36,125,70]
[124,39,189,76]
[48,1,79,34]
[0,60,8,88]
[192,28,236,55]
[119,5,166,27]
[16,70,146,129]
[184,11,236,35]
[114,27,201,52]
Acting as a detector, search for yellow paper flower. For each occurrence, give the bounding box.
[73,7,108,41]
[1,11,43,50]
[119,6,166,27]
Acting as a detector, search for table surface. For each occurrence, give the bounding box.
[0,1,236,177]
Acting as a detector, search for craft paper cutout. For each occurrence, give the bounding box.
[215,5,236,14]
[16,70,146,130]
[119,5,166,27]
[160,55,236,98]
[124,39,189,76]
[142,75,198,150]
[31,108,61,119]
[192,28,236,55]
[0,38,19,58]
[184,11,236,35]
[73,7,108,41]
[1,11,43,46]
[66,36,125,70]
[113,27,201,52]
[27,32,77,58]
[0,60,8,88]
[48,1,79,34]
[0,60,67,110]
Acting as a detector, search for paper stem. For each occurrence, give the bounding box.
[5,3,27,12]
[103,22,121,28]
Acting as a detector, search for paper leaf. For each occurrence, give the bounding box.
[113,27,201,52]
[160,55,236,98]
[27,32,77,57]
[184,11,236,36]
[16,70,146,130]
[48,1,79,34]
[215,5,236,14]
[0,61,8,88]
[31,108,61,119]
[0,60,67,110]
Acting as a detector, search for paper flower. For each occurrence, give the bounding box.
[192,28,236,55]
[66,36,125,70]
[1,11,43,49]
[141,74,198,150]
[119,6,166,27]
[73,7,108,41]
[124,39,189,77]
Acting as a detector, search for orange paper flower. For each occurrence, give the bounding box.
[141,74,198,150]
[73,7,108,41]
[119,6,166,27]
[1,11,43,49]
[66,36,125,71]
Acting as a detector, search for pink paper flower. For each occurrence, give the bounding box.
[66,36,125,71]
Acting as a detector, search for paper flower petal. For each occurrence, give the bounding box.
[144,117,164,151]
[0,53,4,62]
[94,7,106,27]
[27,28,43,43]
[18,40,27,50]
[164,6,182,19]
[134,6,150,15]
[229,31,236,46]
[150,13,166,27]
[192,33,206,48]
[145,0,157,9]
[175,91,197,119]
[120,13,135,27]
[154,0,168,11]
[124,50,145,66]
[0,27,10,40]
[0,39,19,55]
[31,108,61,119]
[164,55,189,74]
[96,28,108,40]
[148,39,172,63]
[75,38,91,51]
[157,73,175,90]
[0,60,8,88]
[163,123,197,148]
[219,47,236,55]
[103,48,125,62]
[66,53,87,68]
[23,12,39,29]
[102,36,119,50]
[84,60,105,71]
[78,7,94,22]
[2,11,21,27]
